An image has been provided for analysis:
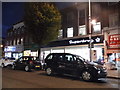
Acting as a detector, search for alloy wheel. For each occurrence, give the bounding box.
[46,68,52,75]
[12,65,15,70]
[25,66,29,72]
[82,71,91,81]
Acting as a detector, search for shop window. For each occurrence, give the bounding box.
[79,25,86,35]
[58,29,63,39]
[67,27,73,37]
[93,22,101,33]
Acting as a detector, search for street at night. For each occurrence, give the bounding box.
[1,1,120,90]
[2,67,119,88]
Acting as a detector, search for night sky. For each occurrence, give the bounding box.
[2,2,24,38]
[2,2,74,38]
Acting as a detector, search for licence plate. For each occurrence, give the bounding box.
[35,66,40,67]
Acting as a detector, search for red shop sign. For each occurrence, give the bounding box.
[108,34,120,48]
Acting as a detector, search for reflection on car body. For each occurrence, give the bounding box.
[44,53,107,81]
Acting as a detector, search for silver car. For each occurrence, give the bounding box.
[0,57,16,68]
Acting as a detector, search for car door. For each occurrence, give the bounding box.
[55,54,66,74]
[64,54,75,75]
[15,57,25,69]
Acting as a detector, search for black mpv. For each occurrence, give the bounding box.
[45,53,107,81]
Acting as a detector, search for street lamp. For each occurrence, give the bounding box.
[88,0,92,62]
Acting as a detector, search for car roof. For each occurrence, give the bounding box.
[49,53,76,55]
[21,56,37,58]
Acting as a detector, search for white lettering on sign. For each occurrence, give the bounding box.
[69,37,101,44]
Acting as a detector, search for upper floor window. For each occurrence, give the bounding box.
[79,25,86,35]
[67,12,74,24]
[7,33,9,37]
[93,22,101,33]
[109,13,119,27]
[58,29,63,39]
[21,26,24,33]
[13,39,16,45]
[17,39,19,45]
[67,27,73,37]
[21,38,23,45]
[79,9,85,18]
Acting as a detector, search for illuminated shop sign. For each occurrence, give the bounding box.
[4,46,16,52]
[109,34,120,48]
[69,37,101,44]
[31,51,38,57]
[4,45,23,52]
[24,50,31,56]
[44,36,104,47]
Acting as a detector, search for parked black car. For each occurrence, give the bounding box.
[44,53,107,81]
[12,56,41,72]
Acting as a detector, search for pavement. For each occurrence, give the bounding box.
[107,67,120,79]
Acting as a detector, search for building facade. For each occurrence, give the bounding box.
[5,21,39,59]
[103,2,120,67]
[41,2,108,62]
[41,2,120,67]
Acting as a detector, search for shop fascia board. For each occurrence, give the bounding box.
[41,43,104,50]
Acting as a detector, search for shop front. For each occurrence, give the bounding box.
[41,35,104,62]
[23,50,38,57]
[106,34,120,67]
[4,45,24,59]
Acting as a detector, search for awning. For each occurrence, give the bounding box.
[107,48,120,53]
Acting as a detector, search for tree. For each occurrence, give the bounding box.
[24,2,61,46]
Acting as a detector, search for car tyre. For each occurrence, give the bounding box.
[81,71,93,81]
[46,67,53,76]
[1,63,5,68]
[25,65,31,72]
[12,64,16,70]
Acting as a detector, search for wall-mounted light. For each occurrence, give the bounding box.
[0,45,3,48]
[91,19,97,25]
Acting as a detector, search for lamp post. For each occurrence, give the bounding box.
[89,0,92,62]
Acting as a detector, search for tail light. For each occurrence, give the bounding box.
[29,60,33,64]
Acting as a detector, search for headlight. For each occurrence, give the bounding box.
[94,66,100,70]
[98,71,101,73]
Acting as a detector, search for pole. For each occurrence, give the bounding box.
[89,0,92,62]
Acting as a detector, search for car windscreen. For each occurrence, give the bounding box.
[76,55,86,62]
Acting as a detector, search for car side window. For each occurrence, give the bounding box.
[56,54,63,61]
[17,57,23,62]
[47,54,53,60]
[74,56,84,64]
[65,55,74,62]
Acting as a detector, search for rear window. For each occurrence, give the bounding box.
[9,58,15,60]
[18,57,37,61]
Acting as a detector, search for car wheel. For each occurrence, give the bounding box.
[1,63,5,68]
[25,65,31,72]
[46,67,53,76]
[81,71,92,81]
[12,65,16,70]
